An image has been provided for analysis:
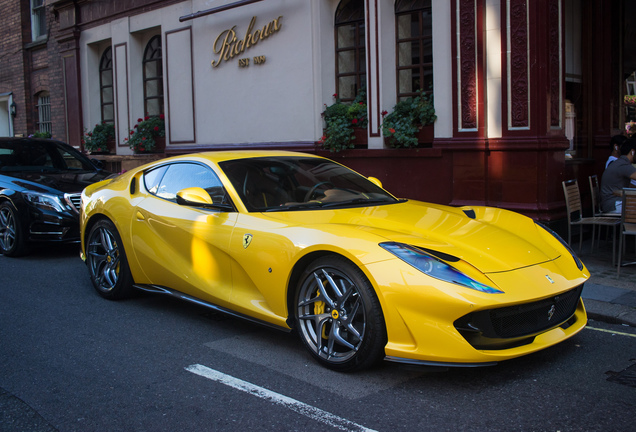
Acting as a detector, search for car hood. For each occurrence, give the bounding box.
[264,200,561,273]
[2,170,111,194]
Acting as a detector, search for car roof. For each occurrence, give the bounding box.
[168,150,323,164]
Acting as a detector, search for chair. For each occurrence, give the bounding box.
[589,175,620,246]
[588,175,618,217]
[562,180,620,264]
[617,188,636,277]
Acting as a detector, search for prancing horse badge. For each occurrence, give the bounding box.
[243,233,253,249]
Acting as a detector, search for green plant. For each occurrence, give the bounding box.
[319,91,368,152]
[382,90,436,148]
[29,131,52,139]
[82,122,115,153]
[126,114,165,153]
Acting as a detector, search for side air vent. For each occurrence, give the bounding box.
[463,209,476,219]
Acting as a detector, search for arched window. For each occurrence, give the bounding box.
[335,0,365,102]
[395,0,433,100]
[143,35,164,116]
[99,47,114,124]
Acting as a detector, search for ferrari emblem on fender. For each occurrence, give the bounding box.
[545,275,554,284]
[243,233,253,249]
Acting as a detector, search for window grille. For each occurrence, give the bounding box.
[36,93,51,134]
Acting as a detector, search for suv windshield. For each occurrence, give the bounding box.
[219,156,398,212]
[0,140,97,173]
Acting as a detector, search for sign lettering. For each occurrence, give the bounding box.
[211,15,283,68]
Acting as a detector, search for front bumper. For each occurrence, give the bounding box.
[364,254,589,366]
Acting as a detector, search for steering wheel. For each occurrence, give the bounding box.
[304,181,333,202]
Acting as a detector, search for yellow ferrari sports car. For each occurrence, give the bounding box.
[80,151,589,371]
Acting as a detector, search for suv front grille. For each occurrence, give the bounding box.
[64,193,81,214]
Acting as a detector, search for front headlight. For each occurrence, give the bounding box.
[380,242,503,294]
[536,222,584,271]
[23,191,68,213]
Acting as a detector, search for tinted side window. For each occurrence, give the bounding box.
[154,163,226,204]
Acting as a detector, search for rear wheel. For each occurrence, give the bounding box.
[295,256,387,371]
[0,202,28,257]
[86,219,133,299]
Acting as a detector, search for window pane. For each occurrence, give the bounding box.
[398,41,420,66]
[338,50,356,74]
[337,25,356,48]
[398,68,419,94]
[397,14,412,39]
[101,70,112,86]
[146,99,161,117]
[101,87,113,104]
[102,104,114,123]
[338,76,357,100]
[145,79,162,98]
[144,60,161,78]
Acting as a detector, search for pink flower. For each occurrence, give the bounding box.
[389,128,395,134]
[352,118,358,125]
[381,110,388,117]
[154,126,159,131]
[159,114,165,120]
[137,118,143,123]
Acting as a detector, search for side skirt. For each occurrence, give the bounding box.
[133,284,291,333]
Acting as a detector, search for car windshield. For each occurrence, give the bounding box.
[219,156,399,212]
[0,140,97,173]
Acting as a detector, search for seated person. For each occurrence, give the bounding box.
[600,139,636,213]
[605,134,627,168]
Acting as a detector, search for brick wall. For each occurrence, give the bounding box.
[0,0,28,136]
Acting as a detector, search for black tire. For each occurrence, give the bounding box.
[0,201,29,257]
[86,219,134,299]
[294,256,387,372]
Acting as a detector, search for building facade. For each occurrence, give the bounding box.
[0,0,631,225]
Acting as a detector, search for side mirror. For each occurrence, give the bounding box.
[367,176,383,188]
[176,187,213,206]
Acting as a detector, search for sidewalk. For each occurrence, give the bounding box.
[575,235,636,326]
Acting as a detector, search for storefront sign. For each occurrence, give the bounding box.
[211,15,283,68]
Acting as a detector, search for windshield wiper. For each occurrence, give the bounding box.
[265,202,326,212]
[320,198,396,208]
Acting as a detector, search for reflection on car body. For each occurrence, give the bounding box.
[80,151,589,371]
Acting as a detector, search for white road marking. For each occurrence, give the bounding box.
[586,326,636,338]
[185,364,378,432]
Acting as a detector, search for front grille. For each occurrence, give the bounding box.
[65,193,81,214]
[454,285,583,350]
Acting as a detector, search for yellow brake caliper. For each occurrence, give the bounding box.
[313,289,329,339]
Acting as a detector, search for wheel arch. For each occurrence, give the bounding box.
[285,250,383,330]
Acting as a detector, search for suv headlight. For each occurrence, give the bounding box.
[23,191,68,213]
[380,242,503,294]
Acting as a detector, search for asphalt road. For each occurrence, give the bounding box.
[1,244,635,432]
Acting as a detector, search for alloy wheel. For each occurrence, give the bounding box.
[296,266,367,364]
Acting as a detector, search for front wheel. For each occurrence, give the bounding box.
[0,201,28,257]
[86,219,134,299]
[294,256,387,371]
